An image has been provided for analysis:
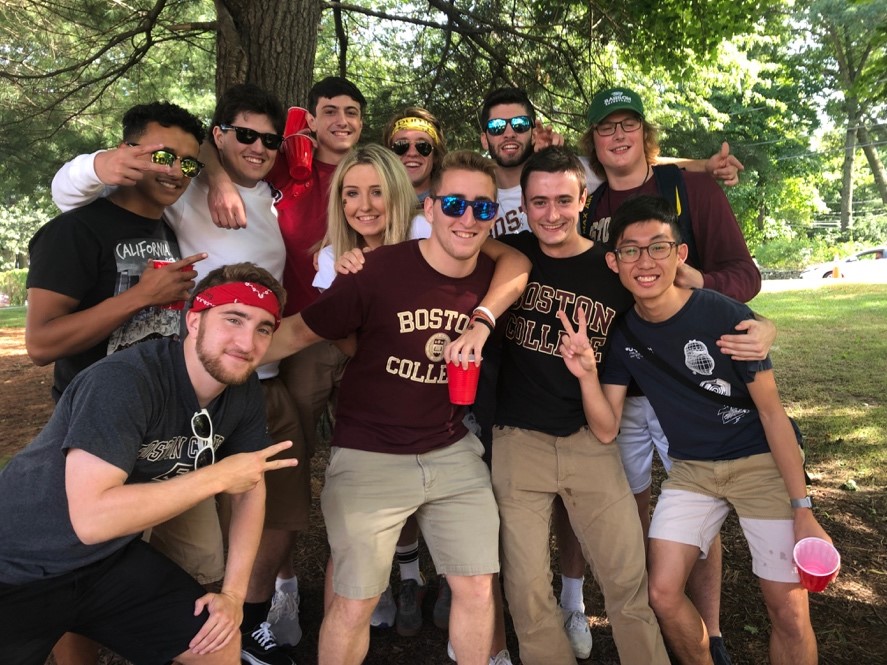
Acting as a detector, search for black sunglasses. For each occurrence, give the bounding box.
[390,140,434,157]
[191,408,215,470]
[126,143,204,178]
[218,123,284,150]
[433,195,499,222]
[485,115,533,136]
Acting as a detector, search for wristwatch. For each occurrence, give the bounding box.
[790,496,813,509]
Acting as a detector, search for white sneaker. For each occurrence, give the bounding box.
[562,608,593,659]
[371,585,397,628]
[268,588,302,647]
[490,649,514,665]
[446,641,513,665]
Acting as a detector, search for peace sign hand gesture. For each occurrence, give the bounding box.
[556,308,598,379]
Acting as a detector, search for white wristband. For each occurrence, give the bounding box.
[473,306,495,326]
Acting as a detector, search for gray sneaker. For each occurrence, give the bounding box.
[396,578,426,636]
[371,585,397,629]
[562,608,593,659]
[267,588,302,647]
[433,575,452,630]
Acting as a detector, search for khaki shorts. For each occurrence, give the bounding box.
[146,497,224,585]
[650,453,799,583]
[321,434,500,599]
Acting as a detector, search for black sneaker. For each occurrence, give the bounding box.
[433,575,452,630]
[242,621,295,665]
[709,636,733,665]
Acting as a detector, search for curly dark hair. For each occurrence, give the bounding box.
[122,101,205,145]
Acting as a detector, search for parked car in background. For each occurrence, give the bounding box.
[800,247,887,281]
[0,293,10,307]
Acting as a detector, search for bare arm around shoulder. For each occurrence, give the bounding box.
[556,309,625,442]
[199,139,248,229]
[261,313,327,365]
[25,254,206,366]
[65,441,295,546]
[51,146,171,211]
[658,141,744,187]
[747,371,830,544]
[444,237,531,365]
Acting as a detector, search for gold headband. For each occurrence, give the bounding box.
[391,117,440,145]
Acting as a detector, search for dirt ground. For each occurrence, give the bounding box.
[1,327,885,664]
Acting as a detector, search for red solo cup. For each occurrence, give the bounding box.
[284,133,315,182]
[447,354,481,405]
[152,260,185,310]
[793,537,840,592]
[284,106,308,137]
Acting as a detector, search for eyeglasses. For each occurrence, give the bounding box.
[433,195,499,222]
[485,115,533,136]
[191,408,215,470]
[390,140,434,157]
[126,143,204,178]
[594,117,642,136]
[613,241,678,263]
[218,124,284,150]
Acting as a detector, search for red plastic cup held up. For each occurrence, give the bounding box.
[284,107,309,137]
[284,134,315,182]
[447,354,481,405]
[793,537,840,592]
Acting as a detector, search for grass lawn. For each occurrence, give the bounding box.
[0,306,26,328]
[750,283,887,491]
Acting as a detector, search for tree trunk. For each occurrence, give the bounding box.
[214,0,322,107]
[857,125,887,205]
[839,98,859,232]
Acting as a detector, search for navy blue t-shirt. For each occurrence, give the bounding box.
[602,288,772,461]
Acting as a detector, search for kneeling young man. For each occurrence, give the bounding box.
[0,263,296,665]
[558,195,831,665]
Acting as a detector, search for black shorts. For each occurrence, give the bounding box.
[0,539,209,665]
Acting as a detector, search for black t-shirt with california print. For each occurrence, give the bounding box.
[27,198,183,401]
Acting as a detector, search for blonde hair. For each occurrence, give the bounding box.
[323,144,416,257]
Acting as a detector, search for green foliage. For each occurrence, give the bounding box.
[0,270,28,306]
[0,195,54,271]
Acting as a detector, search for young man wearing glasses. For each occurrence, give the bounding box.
[0,263,298,665]
[577,86,768,665]
[264,151,530,665]
[558,195,828,665]
[51,86,302,665]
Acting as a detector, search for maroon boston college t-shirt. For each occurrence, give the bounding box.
[301,240,494,455]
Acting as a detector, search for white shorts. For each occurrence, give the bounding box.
[649,454,799,583]
[615,396,672,493]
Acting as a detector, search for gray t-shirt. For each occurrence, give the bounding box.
[0,338,269,585]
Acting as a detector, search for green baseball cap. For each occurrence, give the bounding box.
[586,87,645,125]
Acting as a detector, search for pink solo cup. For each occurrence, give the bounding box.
[447,355,481,405]
[793,537,840,592]
[152,260,185,310]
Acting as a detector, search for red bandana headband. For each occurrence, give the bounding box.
[191,282,282,330]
